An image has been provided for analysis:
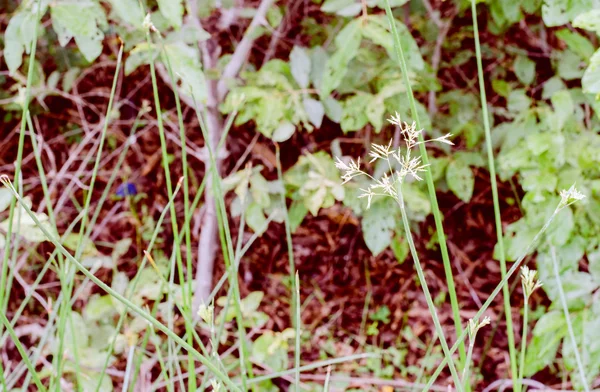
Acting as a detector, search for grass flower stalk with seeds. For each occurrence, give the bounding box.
[336,113,464,390]
[518,266,542,391]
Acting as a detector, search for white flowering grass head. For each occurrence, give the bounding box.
[559,184,585,209]
[468,316,491,338]
[520,266,542,298]
[335,113,453,209]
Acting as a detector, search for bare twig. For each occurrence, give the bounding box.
[186,0,275,305]
[216,0,275,101]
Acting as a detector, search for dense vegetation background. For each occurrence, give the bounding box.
[1,0,600,390]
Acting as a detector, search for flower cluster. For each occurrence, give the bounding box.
[467,316,491,338]
[335,112,453,209]
[520,266,542,298]
[559,184,586,209]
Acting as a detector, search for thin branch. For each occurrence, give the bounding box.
[216,0,275,101]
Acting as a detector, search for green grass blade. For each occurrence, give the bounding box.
[470,1,518,388]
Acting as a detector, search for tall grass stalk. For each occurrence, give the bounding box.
[381,0,466,363]
[424,201,569,390]
[550,246,590,392]
[470,1,518,389]
[0,177,241,391]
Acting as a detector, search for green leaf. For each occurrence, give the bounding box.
[514,55,536,85]
[582,48,600,93]
[4,12,38,75]
[363,15,424,71]
[541,0,593,27]
[288,200,308,232]
[158,0,184,28]
[362,198,396,256]
[164,43,207,102]
[555,28,595,59]
[366,96,385,132]
[84,295,116,322]
[321,0,362,16]
[340,94,370,132]
[107,0,144,28]
[320,20,362,97]
[0,189,13,213]
[290,46,311,89]
[272,121,296,142]
[391,235,409,264]
[323,96,343,123]
[125,43,156,75]
[78,371,113,392]
[573,9,600,34]
[507,89,531,114]
[309,46,328,91]
[557,50,585,80]
[62,67,81,92]
[51,0,107,62]
[446,159,474,203]
[303,98,325,128]
[550,90,574,130]
[245,202,268,235]
[524,311,566,376]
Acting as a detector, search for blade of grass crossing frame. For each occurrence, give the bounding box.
[470,1,518,389]
[381,0,466,364]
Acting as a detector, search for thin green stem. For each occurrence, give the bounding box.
[518,295,529,392]
[470,1,518,389]
[550,245,590,392]
[462,337,476,389]
[381,0,465,364]
[395,193,463,391]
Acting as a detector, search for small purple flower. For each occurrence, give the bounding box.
[116,182,137,197]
